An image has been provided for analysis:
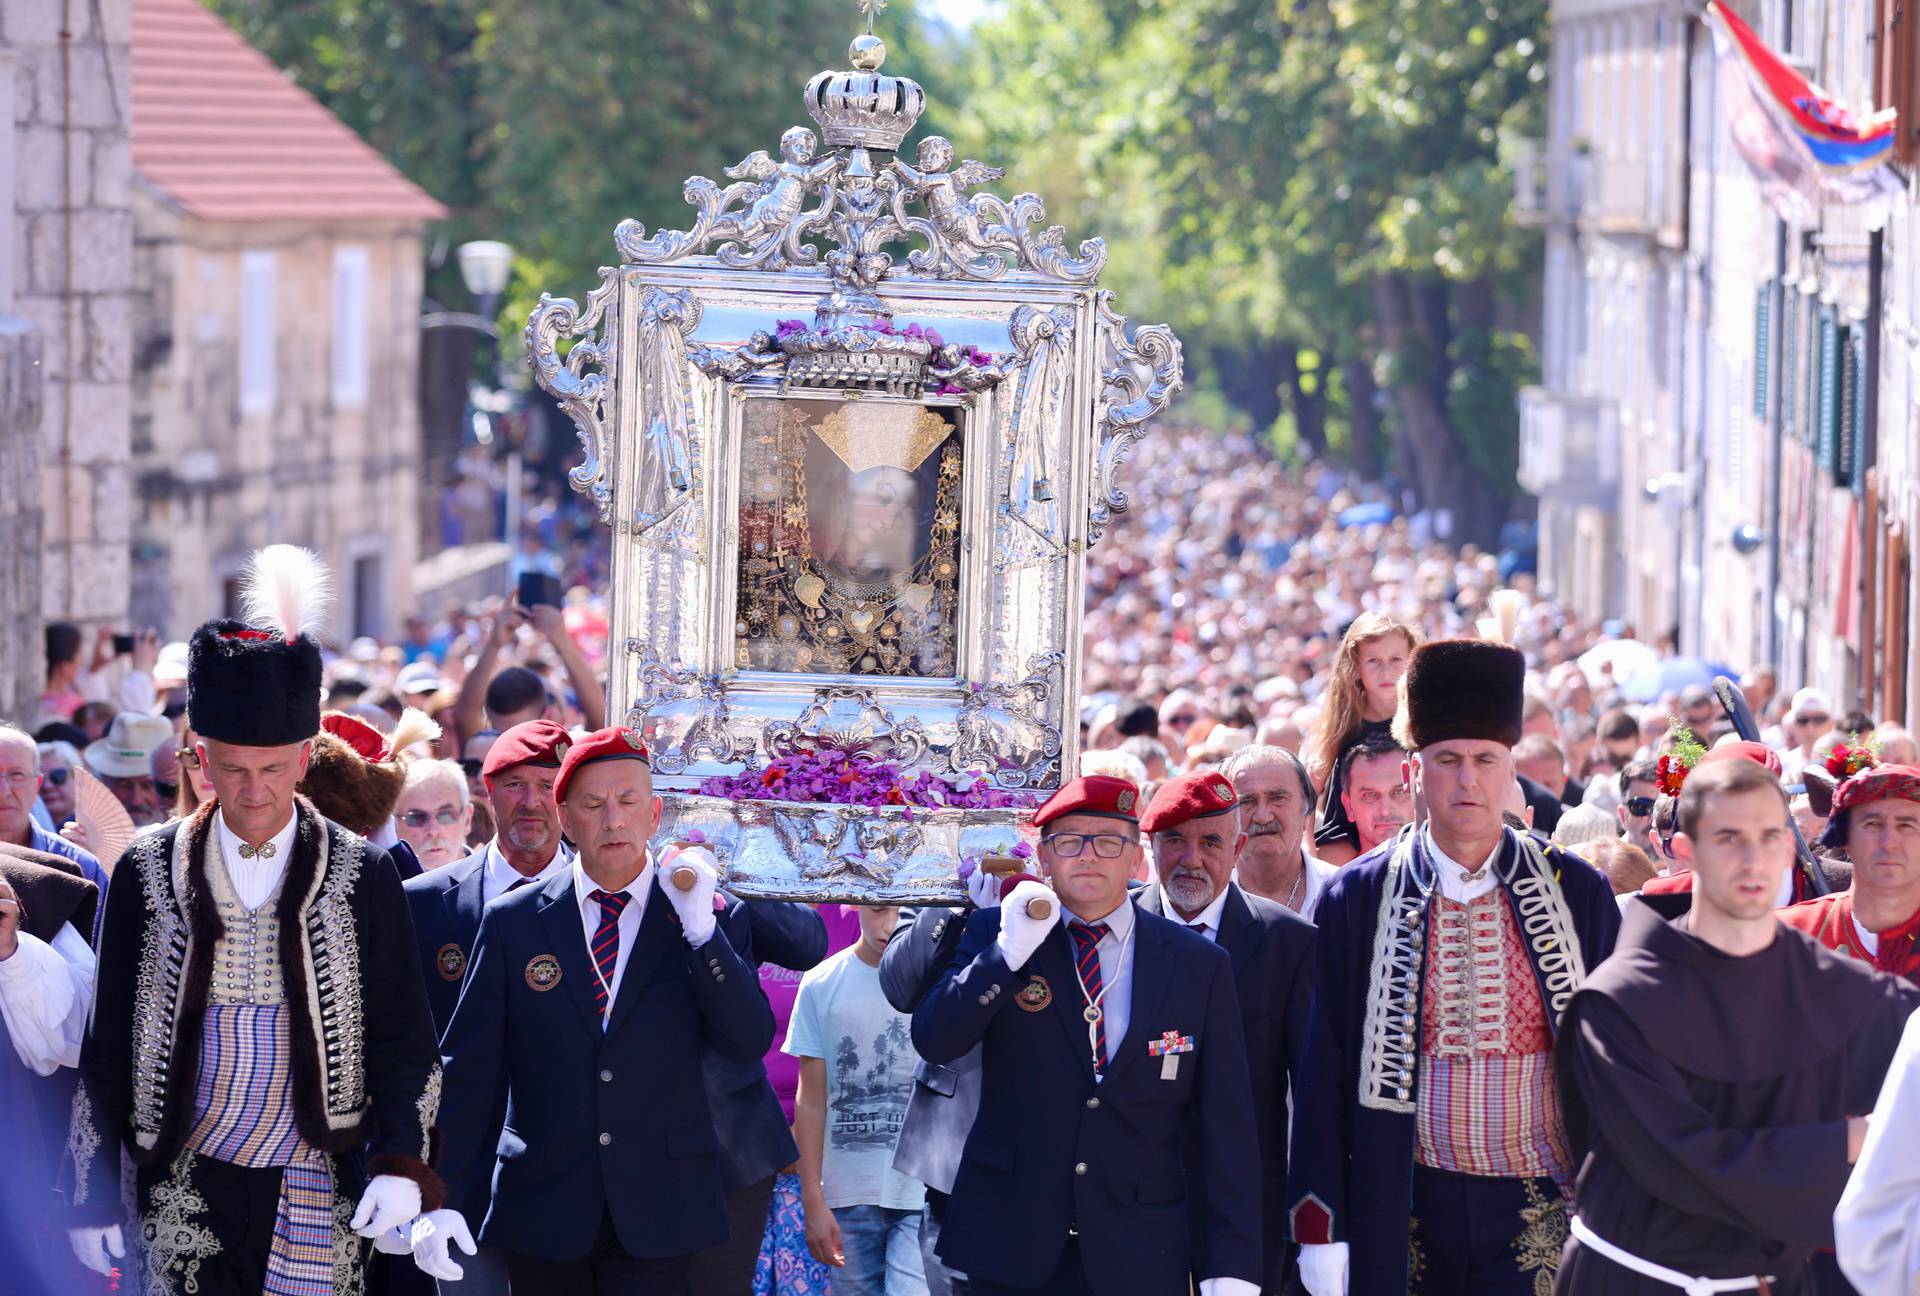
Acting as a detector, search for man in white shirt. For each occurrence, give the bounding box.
[1220,744,1337,920]
[1137,770,1317,1294]
[414,726,774,1295]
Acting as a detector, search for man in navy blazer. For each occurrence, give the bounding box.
[911,775,1263,1296]
[412,728,774,1294]
[1136,770,1316,1294]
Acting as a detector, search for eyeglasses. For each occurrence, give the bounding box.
[155,779,179,801]
[458,759,484,778]
[1042,832,1135,859]
[402,808,464,829]
[1624,796,1656,817]
[1798,713,1830,726]
[43,768,71,787]
[176,747,201,769]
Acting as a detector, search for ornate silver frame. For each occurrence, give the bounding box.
[528,25,1181,901]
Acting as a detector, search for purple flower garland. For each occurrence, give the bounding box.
[697,747,1039,812]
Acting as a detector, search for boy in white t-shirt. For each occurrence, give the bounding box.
[786,904,930,1296]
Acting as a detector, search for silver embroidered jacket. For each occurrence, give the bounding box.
[1283,825,1621,1295]
[65,798,445,1222]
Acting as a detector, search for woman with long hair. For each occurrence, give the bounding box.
[1306,612,1420,864]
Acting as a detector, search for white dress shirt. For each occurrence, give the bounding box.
[0,923,95,1075]
[1163,882,1232,943]
[1300,849,1339,922]
[572,855,653,1021]
[1425,826,1502,904]
[1065,894,1136,1081]
[483,838,572,907]
[215,810,298,911]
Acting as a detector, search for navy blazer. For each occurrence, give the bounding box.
[913,904,1264,1293]
[1138,883,1315,1290]
[435,868,776,1263]
[403,848,491,1036]
[879,905,978,1195]
[704,898,828,1190]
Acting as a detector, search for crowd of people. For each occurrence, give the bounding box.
[2,422,1920,1296]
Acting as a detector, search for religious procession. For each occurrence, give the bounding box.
[5,0,1920,1294]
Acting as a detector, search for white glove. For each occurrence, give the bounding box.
[1299,1241,1350,1296]
[965,861,1002,910]
[661,845,720,947]
[68,1224,125,1276]
[410,1208,478,1282]
[993,880,1061,971]
[349,1174,422,1238]
[372,1224,414,1255]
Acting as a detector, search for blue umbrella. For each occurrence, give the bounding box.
[1337,501,1394,529]
[1619,656,1738,703]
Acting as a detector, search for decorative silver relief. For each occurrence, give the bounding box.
[998,306,1076,562]
[762,686,930,765]
[1089,290,1184,545]
[632,288,704,536]
[951,652,1065,787]
[626,640,737,773]
[527,267,620,525]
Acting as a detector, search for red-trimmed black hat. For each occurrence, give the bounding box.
[1140,770,1238,834]
[552,726,650,805]
[483,719,573,780]
[1032,775,1140,829]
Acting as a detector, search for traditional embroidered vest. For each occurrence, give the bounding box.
[205,848,288,1006]
[1414,891,1570,1182]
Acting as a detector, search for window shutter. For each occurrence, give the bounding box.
[1803,298,1820,446]
[1753,284,1772,418]
[331,246,369,408]
[1849,326,1870,493]
[1817,309,1840,474]
[1782,290,1799,435]
[239,250,277,418]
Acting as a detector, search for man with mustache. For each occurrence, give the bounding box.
[1137,770,1317,1294]
[1220,745,1336,920]
[1780,757,1920,982]
[1288,639,1620,1296]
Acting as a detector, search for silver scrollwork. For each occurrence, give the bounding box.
[951,652,1066,787]
[625,640,737,773]
[762,687,930,765]
[527,268,621,524]
[1089,290,1184,545]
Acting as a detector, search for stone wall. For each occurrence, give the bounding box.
[3,0,134,636]
[0,317,44,720]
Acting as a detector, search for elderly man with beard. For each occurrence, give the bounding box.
[1137,770,1317,1295]
[1220,745,1335,919]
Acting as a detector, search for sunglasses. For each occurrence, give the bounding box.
[1625,796,1656,818]
[402,808,464,829]
[1042,832,1136,859]
[176,747,201,769]
[459,759,484,778]
[155,779,179,801]
[43,768,71,787]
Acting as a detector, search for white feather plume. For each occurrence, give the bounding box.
[240,544,334,642]
[1480,588,1525,645]
[384,708,442,761]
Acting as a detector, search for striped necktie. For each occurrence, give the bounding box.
[587,889,631,1018]
[1067,921,1111,1071]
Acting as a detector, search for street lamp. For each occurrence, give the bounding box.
[457,240,515,320]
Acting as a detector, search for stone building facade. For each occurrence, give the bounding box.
[127,0,444,640]
[2,0,135,716]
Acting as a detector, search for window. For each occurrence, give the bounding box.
[332,245,369,408]
[239,250,276,416]
[1752,283,1771,418]
[353,553,383,639]
[1875,0,1920,165]
[1816,308,1839,474]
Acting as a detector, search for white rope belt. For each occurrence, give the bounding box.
[1570,1216,1774,1294]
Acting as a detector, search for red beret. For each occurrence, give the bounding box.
[1831,764,1920,816]
[1032,775,1140,829]
[483,719,574,780]
[1140,770,1239,834]
[1698,740,1782,777]
[552,725,651,805]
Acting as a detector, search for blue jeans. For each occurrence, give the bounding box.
[831,1203,927,1296]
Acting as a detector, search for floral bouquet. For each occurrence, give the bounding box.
[1825,734,1881,781]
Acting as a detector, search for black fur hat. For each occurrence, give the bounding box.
[1391,639,1526,751]
[187,546,330,748]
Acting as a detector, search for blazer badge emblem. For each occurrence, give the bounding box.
[435,943,466,981]
[1016,975,1053,1012]
[524,954,563,991]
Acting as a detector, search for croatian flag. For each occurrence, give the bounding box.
[1706,0,1900,226]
